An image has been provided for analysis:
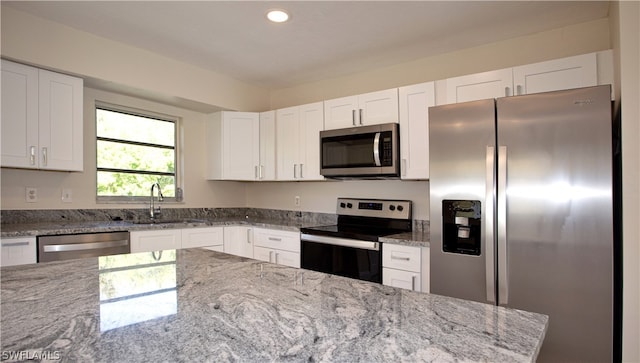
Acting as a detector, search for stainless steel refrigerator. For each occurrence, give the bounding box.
[429,85,615,362]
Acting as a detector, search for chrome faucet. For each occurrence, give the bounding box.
[150,182,164,219]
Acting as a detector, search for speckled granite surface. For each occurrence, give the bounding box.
[1,248,547,362]
[0,208,428,246]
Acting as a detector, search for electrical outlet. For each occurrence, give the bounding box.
[62,188,73,203]
[294,196,301,207]
[26,187,38,203]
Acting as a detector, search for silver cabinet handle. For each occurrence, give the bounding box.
[505,87,511,97]
[352,109,356,126]
[485,146,496,303]
[259,165,264,179]
[373,132,381,166]
[2,241,30,247]
[30,146,36,165]
[247,229,252,243]
[269,250,273,263]
[300,163,304,179]
[268,237,282,242]
[274,252,279,265]
[359,109,363,125]
[293,164,298,179]
[42,147,48,166]
[411,275,417,291]
[390,255,410,261]
[516,85,523,96]
[255,165,258,179]
[497,146,508,305]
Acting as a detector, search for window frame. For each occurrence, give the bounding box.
[95,101,183,204]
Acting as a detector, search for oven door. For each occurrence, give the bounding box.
[320,123,399,178]
[300,233,382,283]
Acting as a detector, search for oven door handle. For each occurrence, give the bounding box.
[373,132,382,167]
[42,239,129,252]
[301,234,379,251]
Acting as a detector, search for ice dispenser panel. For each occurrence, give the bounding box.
[442,200,481,256]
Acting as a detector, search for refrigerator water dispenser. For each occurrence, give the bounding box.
[442,200,481,255]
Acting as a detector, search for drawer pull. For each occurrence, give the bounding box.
[391,255,410,261]
[2,241,30,247]
[268,237,282,242]
[412,276,417,291]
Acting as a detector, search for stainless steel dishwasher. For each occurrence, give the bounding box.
[37,231,130,262]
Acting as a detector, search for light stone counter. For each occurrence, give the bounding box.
[1,248,547,362]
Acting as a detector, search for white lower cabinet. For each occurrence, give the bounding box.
[130,229,182,253]
[1,236,37,267]
[182,227,224,250]
[223,226,254,258]
[382,244,429,293]
[252,228,300,268]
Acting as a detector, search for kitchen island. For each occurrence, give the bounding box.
[1,248,547,362]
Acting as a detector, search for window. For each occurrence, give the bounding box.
[96,103,181,202]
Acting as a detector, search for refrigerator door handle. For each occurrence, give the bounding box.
[497,146,509,305]
[485,146,496,303]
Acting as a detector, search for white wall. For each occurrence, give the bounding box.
[612,1,640,361]
[0,87,248,210]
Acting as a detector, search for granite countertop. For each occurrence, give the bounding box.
[0,248,547,362]
[0,217,429,247]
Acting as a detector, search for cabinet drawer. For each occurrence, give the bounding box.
[1,236,37,266]
[130,229,181,253]
[253,229,300,253]
[254,246,300,268]
[383,267,422,292]
[383,244,421,272]
[182,227,223,248]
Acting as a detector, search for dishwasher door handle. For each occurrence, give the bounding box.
[43,239,129,252]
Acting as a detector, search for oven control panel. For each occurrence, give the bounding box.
[336,198,411,220]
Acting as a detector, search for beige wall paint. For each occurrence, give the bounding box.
[247,180,429,220]
[612,1,640,361]
[0,88,248,210]
[0,6,270,113]
[270,18,611,109]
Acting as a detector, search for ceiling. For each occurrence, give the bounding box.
[4,1,610,90]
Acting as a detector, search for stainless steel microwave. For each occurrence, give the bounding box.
[320,123,400,178]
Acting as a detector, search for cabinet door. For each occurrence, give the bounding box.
[445,68,513,104]
[259,111,276,181]
[513,53,597,96]
[276,106,300,181]
[1,236,37,267]
[399,82,434,180]
[223,226,254,258]
[222,112,259,180]
[38,69,84,171]
[323,95,358,130]
[298,102,324,180]
[1,60,39,169]
[358,88,399,126]
[383,267,422,292]
[130,229,181,253]
[181,227,224,249]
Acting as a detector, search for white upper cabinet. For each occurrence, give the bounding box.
[276,102,324,181]
[259,111,276,181]
[206,111,260,181]
[440,52,601,105]
[398,82,435,180]
[512,52,597,96]
[1,60,83,171]
[324,88,398,130]
[443,68,514,104]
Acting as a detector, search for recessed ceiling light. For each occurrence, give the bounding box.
[266,9,290,23]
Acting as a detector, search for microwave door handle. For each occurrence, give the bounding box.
[373,132,382,166]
